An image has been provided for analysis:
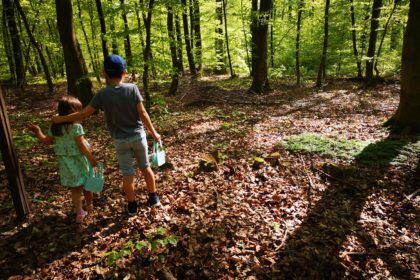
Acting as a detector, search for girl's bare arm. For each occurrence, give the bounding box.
[137,102,161,142]
[27,124,54,145]
[75,135,97,167]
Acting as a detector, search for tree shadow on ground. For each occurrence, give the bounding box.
[0,208,126,279]
[263,135,416,279]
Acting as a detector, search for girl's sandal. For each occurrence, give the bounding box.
[76,210,87,223]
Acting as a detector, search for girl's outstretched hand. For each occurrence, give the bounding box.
[27,123,41,134]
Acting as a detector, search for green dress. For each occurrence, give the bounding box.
[50,124,90,187]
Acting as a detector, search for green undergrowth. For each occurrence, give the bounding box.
[281,133,420,165]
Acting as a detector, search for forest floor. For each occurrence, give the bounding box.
[0,76,419,279]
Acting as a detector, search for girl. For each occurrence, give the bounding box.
[28,96,97,223]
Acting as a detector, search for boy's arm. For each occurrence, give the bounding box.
[52,106,96,124]
[27,124,54,145]
[137,102,161,142]
[75,135,97,167]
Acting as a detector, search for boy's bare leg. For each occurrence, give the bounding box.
[139,167,156,193]
[122,175,135,201]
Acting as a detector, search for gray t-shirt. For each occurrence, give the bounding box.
[89,83,145,139]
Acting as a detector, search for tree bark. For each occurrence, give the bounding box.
[120,0,133,66]
[95,0,109,60]
[316,0,330,87]
[249,0,271,93]
[386,0,420,131]
[181,0,196,77]
[215,0,226,74]
[167,6,179,95]
[222,0,234,77]
[365,0,383,85]
[240,0,251,74]
[175,14,184,75]
[55,0,93,106]
[109,0,119,54]
[295,0,304,86]
[142,0,155,110]
[2,0,24,85]
[193,0,202,71]
[2,8,16,83]
[349,0,362,78]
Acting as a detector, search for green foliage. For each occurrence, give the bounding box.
[281,133,420,166]
[13,133,38,150]
[281,133,369,159]
[104,227,177,266]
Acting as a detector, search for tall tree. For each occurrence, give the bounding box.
[2,8,16,83]
[192,0,202,71]
[95,0,109,60]
[215,0,226,74]
[349,0,362,78]
[175,13,184,75]
[316,0,330,87]
[296,0,304,86]
[55,0,93,106]
[167,5,179,95]
[386,0,420,131]
[249,0,271,93]
[2,0,24,85]
[240,0,251,74]
[15,0,54,92]
[120,0,133,66]
[222,0,234,77]
[108,0,119,54]
[141,0,155,109]
[181,0,196,77]
[365,0,383,85]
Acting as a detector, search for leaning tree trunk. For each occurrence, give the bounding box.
[295,0,304,86]
[95,0,109,60]
[365,0,383,85]
[167,6,179,95]
[316,0,330,87]
[2,0,24,85]
[349,0,362,78]
[249,0,271,94]
[385,0,420,131]
[15,0,54,92]
[55,0,93,106]
[2,8,16,83]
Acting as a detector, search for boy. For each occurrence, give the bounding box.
[52,54,161,215]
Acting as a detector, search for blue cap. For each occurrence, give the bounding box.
[104,54,126,75]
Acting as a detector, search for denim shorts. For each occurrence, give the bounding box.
[113,134,149,176]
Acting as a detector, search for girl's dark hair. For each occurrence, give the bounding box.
[50,96,83,136]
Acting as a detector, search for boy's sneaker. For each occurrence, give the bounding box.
[127,201,138,216]
[148,193,161,208]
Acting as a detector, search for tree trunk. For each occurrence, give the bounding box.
[365,0,383,85]
[249,0,271,93]
[2,0,24,85]
[193,0,202,72]
[134,2,145,53]
[295,0,304,86]
[109,0,119,54]
[175,14,184,75]
[2,8,16,83]
[374,0,401,78]
[76,0,100,83]
[316,0,330,87]
[87,0,101,81]
[142,0,155,110]
[15,0,54,92]
[270,0,274,68]
[167,6,179,95]
[120,0,132,66]
[95,0,109,60]
[181,0,196,77]
[222,0,234,77]
[215,0,226,74]
[386,0,420,131]
[240,0,251,75]
[55,0,93,106]
[349,0,362,78]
